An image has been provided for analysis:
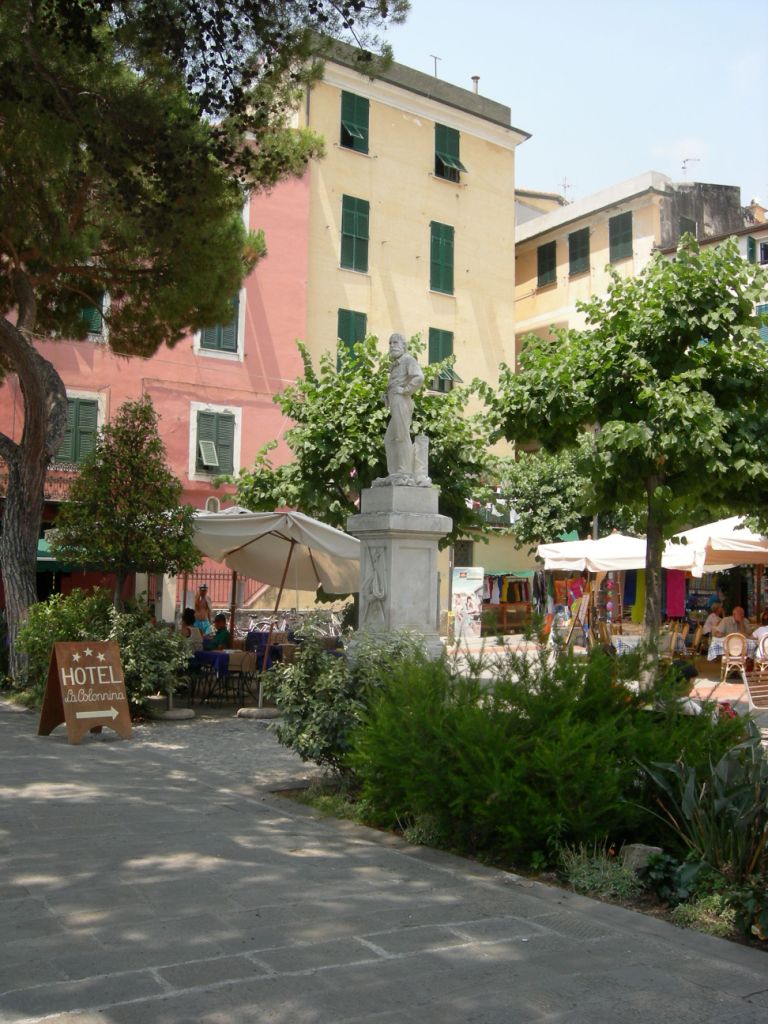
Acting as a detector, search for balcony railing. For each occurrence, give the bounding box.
[0,459,80,502]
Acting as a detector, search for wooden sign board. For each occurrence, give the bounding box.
[38,641,132,744]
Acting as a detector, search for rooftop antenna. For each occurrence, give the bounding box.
[681,157,700,180]
[559,176,572,202]
[430,54,441,77]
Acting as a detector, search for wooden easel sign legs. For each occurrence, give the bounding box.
[38,641,132,744]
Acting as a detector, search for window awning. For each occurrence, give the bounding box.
[341,120,365,140]
[436,366,463,383]
[436,151,467,173]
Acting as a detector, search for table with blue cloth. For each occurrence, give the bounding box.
[189,650,230,703]
[707,636,758,662]
[612,633,686,656]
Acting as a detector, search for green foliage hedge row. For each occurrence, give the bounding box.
[15,589,189,711]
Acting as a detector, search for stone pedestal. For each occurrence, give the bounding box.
[347,486,452,658]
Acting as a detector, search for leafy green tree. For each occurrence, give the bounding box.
[232,336,502,547]
[50,397,200,604]
[493,237,768,660]
[0,0,406,678]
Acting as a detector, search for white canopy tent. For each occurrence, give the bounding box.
[664,517,768,578]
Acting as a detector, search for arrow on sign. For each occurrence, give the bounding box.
[75,708,119,721]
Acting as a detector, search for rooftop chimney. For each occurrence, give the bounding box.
[471,76,479,94]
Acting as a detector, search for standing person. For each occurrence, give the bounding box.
[194,583,213,634]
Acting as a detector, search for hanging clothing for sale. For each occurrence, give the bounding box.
[623,570,637,608]
[631,571,646,624]
[666,570,686,618]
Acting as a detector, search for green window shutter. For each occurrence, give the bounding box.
[215,414,235,474]
[757,304,768,343]
[428,328,460,392]
[747,236,757,263]
[609,211,633,262]
[568,228,590,275]
[337,308,367,359]
[196,412,235,473]
[76,400,98,462]
[434,124,467,181]
[201,296,239,352]
[196,411,217,471]
[80,295,104,334]
[340,195,369,272]
[340,91,369,153]
[537,240,557,286]
[57,398,99,463]
[56,400,76,462]
[430,221,454,294]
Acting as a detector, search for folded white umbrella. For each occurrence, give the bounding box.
[192,507,360,595]
[537,532,649,573]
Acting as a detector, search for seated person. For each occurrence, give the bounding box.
[204,613,232,650]
[751,609,768,643]
[713,605,752,637]
[702,602,723,636]
[179,607,203,652]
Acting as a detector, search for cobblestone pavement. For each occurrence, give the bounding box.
[2,698,768,1024]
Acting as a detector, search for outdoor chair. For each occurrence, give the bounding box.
[720,632,749,687]
[688,623,704,656]
[743,635,768,714]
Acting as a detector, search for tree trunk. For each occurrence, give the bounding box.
[0,272,69,682]
[639,476,666,690]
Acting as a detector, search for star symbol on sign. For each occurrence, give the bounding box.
[84,648,93,657]
[72,653,81,662]
[97,652,106,662]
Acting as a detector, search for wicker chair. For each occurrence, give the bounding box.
[720,632,749,687]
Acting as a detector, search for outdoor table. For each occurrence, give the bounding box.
[612,634,686,656]
[193,649,230,677]
[706,637,758,662]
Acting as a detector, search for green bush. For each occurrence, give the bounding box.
[264,630,424,773]
[15,589,114,699]
[14,589,189,712]
[349,647,743,864]
[670,893,736,938]
[559,841,643,902]
[107,608,190,710]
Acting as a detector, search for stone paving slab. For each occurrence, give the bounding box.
[1,698,767,1024]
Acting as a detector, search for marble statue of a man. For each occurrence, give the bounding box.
[375,332,430,487]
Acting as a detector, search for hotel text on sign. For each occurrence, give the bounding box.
[38,641,132,744]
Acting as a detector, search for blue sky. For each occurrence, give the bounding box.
[381,0,768,206]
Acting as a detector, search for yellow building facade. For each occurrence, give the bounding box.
[299,45,529,388]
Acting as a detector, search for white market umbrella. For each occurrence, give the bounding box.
[537,532,649,573]
[192,507,360,679]
[664,516,768,578]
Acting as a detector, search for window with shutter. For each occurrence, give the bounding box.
[760,242,768,265]
[537,241,557,287]
[80,294,104,335]
[56,398,99,464]
[568,228,590,276]
[747,237,757,263]
[200,296,240,352]
[757,304,768,343]
[336,308,367,364]
[340,91,369,153]
[430,222,454,294]
[679,216,697,239]
[609,212,633,262]
[427,327,461,393]
[340,196,369,273]
[196,411,235,474]
[434,124,467,182]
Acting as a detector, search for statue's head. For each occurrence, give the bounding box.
[388,332,406,358]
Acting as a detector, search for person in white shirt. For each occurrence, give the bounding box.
[751,611,768,643]
[702,603,723,636]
